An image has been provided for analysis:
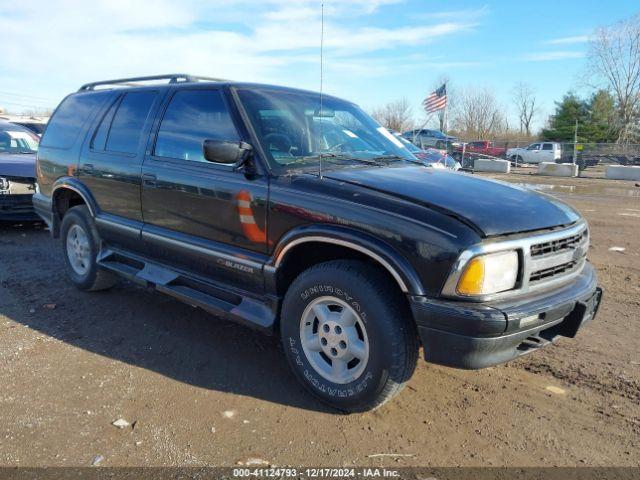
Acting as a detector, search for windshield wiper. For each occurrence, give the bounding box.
[372,154,422,165]
[287,153,384,167]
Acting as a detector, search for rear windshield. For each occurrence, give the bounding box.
[0,124,39,154]
[41,92,109,149]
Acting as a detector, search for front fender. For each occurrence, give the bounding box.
[267,224,425,296]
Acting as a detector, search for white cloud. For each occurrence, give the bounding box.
[523,51,586,61]
[545,35,590,45]
[415,5,490,20]
[0,0,475,111]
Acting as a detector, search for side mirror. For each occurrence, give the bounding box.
[203,140,253,164]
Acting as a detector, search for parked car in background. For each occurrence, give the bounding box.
[421,147,461,171]
[392,131,461,170]
[0,120,39,221]
[11,121,47,137]
[402,129,458,150]
[34,74,601,412]
[506,142,562,164]
[454,141,506,160]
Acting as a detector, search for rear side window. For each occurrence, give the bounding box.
[105,91,157,154]
[542,143,553,150]
[154,89,239,162]
[91,98,119,151]
[41,92,108,149]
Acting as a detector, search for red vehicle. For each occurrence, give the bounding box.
[454,141,506,160]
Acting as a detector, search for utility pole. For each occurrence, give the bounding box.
[572,118,578,165]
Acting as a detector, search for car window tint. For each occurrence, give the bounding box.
[91,97,119,151]
[106,91,157,154]
[542,143,553,150]
[154,89,239,163]
[40,92,109,149]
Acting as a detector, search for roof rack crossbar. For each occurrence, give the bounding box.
[78,73,227,91]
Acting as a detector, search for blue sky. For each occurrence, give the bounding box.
[0,0,638,130]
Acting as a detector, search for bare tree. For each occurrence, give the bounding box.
[588,14,640,143]
[513,82,537,135]
[452,87,505,139]
[370,98,414,132]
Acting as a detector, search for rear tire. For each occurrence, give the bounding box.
[280,260,419,412]
[60,205,117,291]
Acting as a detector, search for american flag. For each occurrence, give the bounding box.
[422,84,447,113]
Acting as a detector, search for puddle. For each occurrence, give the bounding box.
[511,182,640,198]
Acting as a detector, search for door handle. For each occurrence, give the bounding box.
[142,173,157,188]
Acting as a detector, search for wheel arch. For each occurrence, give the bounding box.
[267,226,425,297]
[50,177,98,237]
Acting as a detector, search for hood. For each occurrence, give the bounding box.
[324,166,580,237]
[0,153,37,178]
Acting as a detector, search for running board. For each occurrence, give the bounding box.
[97,248,276,332]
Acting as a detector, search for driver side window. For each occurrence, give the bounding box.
[527,143,541,150]
[154,89,239,163]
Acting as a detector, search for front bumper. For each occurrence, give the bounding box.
[411,262,602,369]
[0,193,39,221]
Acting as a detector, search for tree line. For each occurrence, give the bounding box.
[370,13,640,144]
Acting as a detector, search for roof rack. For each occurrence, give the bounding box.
[78,73,227,91]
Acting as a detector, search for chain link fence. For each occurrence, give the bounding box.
[445,141,640,170]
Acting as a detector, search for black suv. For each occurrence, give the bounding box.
[34,74,602,412]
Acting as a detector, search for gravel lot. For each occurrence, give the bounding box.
[0,171,638,467]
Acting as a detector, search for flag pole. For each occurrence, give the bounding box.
[443,81,448,152]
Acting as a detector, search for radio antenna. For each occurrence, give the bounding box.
[318,0,325,179]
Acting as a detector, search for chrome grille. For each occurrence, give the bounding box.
[530,260,578,283]
[528,226,588,286]
[530,230,587,257]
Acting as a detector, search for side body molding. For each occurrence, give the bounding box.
[266,225,425,296]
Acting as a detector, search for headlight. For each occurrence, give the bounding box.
[456,251,519,296]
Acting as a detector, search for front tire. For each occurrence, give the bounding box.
[280,260,418,412]
[61,205,117,291]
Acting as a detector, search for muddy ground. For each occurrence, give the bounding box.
[0,171,638,467]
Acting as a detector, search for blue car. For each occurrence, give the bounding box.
[0,120,39,221]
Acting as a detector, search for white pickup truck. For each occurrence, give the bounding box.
[506,142,562,164]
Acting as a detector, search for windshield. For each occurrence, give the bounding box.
[0,128,39,154]
[395,133,422,153]
[236,89,416,170]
